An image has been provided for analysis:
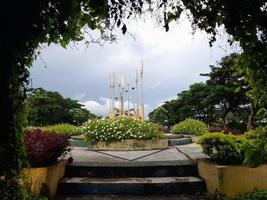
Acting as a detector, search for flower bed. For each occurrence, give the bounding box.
[82,117,166,150]
[83,117,163,142]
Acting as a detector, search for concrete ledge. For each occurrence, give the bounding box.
[198,159,267,197]
[89,139,168,151]
[21,160,66,198]
[69,160,196,167]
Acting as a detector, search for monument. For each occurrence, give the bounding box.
[108,61,145,121]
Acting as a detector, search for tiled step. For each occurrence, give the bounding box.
[58,176,205,195]
[168,138,191,146]
[65,165,198,178]
[162,134,183,139]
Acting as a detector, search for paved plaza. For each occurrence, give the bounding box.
[70,143,208,167]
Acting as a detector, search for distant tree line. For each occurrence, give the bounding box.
[24,88,97,126]
[149,53,267,132]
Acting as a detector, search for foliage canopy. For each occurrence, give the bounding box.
[25,88,96,126]
[149,53,267,131]
[1,0,266,198]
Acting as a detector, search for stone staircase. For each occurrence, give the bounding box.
[58,162,205,195]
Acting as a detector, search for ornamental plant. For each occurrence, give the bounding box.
[82,117,163,142]
[198,131,267,167]
[226,189,267,200]
[24,129,70,167]
[172,119,208,135]
[198,132,247,164]
[26,123,82,136]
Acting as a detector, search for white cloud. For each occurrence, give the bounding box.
[81,97,109,116]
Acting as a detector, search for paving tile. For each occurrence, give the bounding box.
[176,144,208,160]
[70,147,126,163]
[136,148,188,162]
[99,150,160,161]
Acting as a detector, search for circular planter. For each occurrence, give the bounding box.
[89,139,168,151]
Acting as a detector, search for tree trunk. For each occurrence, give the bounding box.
[247,103,254,131]
[222,117,228,130]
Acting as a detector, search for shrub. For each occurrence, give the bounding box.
[244,126,267,166]
[198,132,247,164]
[199,131,267,166]
[24,129,70,167]
[83,117,163,142]
[0,179,23,200]
[25,124,82,136]
[226,189,267,200]
[245,125,267,139]
[172,119,208,135]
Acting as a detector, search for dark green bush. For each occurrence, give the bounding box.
[172,119,208,135]
[198,132,247,164]
[199,131,267,166]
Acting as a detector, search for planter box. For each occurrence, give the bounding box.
[89,139,168,151]
[198,159,267,197]
[21,160,66,198]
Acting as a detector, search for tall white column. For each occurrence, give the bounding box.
[140,60,145,121]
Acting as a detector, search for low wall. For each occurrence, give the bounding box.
[198,159,267,197]
[89,139,168,151]
[21,160,66,198]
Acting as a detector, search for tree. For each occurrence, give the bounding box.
[149,106,170,126]
[202,53,267,130]
[149,54,267,130]
[149,83,216,126]
[25,88,96,126]
[1,1,266,198]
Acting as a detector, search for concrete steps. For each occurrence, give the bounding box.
[64,165,198,178]
[58,163,205,195]
[58,176,205,195]
[168,138,192,146]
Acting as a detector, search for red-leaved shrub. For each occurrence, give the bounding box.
[208,127,241,135]
[24,129,69,167]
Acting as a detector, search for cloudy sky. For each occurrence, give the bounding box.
[30,15,238,118]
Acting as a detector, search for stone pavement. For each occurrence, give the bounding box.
[61,194,207,200]
[70,143,208,167]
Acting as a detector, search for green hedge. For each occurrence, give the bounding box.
[198,131,267,166]
[26,123,82,136]
[83,117,163,142]
[172,119,208,135]
[245,125,267,139]
[198,132,247,164]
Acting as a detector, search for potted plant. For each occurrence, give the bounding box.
[197,127,267,197]
[21,129,71,198]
